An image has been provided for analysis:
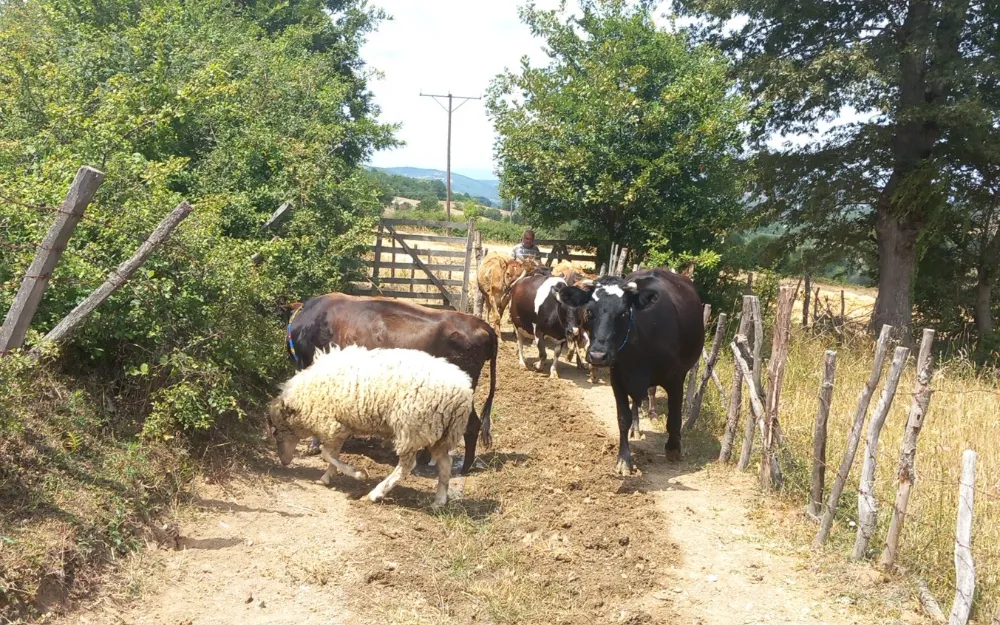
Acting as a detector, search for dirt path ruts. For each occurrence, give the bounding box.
[53,335,919,625]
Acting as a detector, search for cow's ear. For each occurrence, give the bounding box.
[557,285,593,307]
[633,288,659,311]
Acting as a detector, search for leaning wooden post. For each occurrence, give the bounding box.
[852,345,910,559]
[949,449,977,625]
[459,219,475,312]
[0,166,105,352]
[29,202,193,355]
[684,312,727,430]
[719,296,751,462]
[760,286,794,490]
[808,349,837,518]
[802,273,812,327]
[599,262,607,276]
[472,231,484,318]
[371,221,384,295]
[616,247,628,277]
[881,328,936,569]
[737,295,763,471]
[814,324,894,546]
[683,357,702,419]
[731,336,766,427]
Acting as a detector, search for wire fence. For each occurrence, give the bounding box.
[708,292,999,623]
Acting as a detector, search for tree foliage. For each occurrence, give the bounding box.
[0,0,396,436]
[676,0,1000,337]
[486,0,750,262]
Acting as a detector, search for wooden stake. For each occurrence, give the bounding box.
[737,295,763,471]
[684,312,727,430]
[918,578,947,623]
[460,219,474,312]
[720,297,752,462]
[731,337,765,420]
[802,273,812,327]
[949,449,977,625]
[472,231,484,318]
[0,166,105,352]
[881,328,936,569]
[853,345,911,559]
[760,286,794,490]
[372,221,384,295]
[683,358,701,420]
[814,324,893,547]
[30,202,193,354]
[808,349,837,518]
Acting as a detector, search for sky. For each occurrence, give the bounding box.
[361,1,670,181]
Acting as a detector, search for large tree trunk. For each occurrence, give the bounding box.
[975,264,994,338]
[871,208,921,342]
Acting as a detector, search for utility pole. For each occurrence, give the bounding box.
[420,91,481,221]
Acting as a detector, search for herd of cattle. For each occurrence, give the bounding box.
[270,249,705,505]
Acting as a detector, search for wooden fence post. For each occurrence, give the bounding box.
[760,286,794,490]
[460,219,475,312]
[472,231,484,318]
[737,295,763,471]
[683,358,701,419]
[730,336,765,427]
[616,247,628,277]
[853,345,911,559]
[0,166,105,352]
[30,202,193,354]
[599,262,607,276]
[918,578,947,623]
[719,296,751,462]
[881,328,936,569]
[814,324,893,546]
[808,349,837,518]
[684,312,727,430]
[949,449,977,625]
[802,273,812,327]
[371,221,384,294]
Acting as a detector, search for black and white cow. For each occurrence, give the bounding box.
[557,269,704,474]
[508,275,582,378]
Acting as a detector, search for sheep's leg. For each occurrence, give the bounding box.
[430,443,453,508]
[367,451,417,503]
[318,432,367,485]
[549,340,564,379]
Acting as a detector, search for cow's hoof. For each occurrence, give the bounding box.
[629,427,643,441]
[367,490,385,503]
[519,361,528,370]
[354,469,369,481]
[614,458,634,476]
[534,362,546,372]
[664,448,681,462]
[303,446,322,457]
[430,497,448,510]
[549,371,559,379]
[316,477,331,487]
[480,431,493,450]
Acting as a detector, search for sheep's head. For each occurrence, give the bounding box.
[266,396,299,466]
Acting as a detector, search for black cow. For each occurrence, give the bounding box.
[508,275,583,379]
[557,269,704,474]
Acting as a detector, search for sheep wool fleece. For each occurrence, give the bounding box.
[276,344,475,454]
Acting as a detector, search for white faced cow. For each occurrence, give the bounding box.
[508,275,583,378]
[557,269,704,475]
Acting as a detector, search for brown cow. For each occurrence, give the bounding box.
[285,293,497,475]
[476,253,529,335]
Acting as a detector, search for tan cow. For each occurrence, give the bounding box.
[477,254,529,335]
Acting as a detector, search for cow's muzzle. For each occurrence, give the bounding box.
[588,350,608,366]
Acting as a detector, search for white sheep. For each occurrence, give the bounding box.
[266,344,474,507]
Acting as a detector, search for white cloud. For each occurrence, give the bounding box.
[361,1,558,179]
[361,1,672,179]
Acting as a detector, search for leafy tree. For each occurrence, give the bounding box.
[0,0,396,435]
[676,0,1000,338]
[486,0,750,262]
[417,194,441,212]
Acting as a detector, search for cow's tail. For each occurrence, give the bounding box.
[479,326,498,450]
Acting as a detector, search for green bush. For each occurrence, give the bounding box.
[482,207,503,221]
[0,0,395,438]
[417,194,442,212]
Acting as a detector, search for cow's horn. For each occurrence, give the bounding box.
[579,279,594,287]
[624,281,638,292]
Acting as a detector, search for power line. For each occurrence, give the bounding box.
[419,91,481,221]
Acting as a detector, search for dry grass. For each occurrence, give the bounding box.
[709,323,999,622]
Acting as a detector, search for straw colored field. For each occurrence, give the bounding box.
[706,325,999,622]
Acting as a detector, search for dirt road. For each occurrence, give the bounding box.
[55,337,919,625]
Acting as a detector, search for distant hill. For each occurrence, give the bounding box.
[373,167,500,203]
